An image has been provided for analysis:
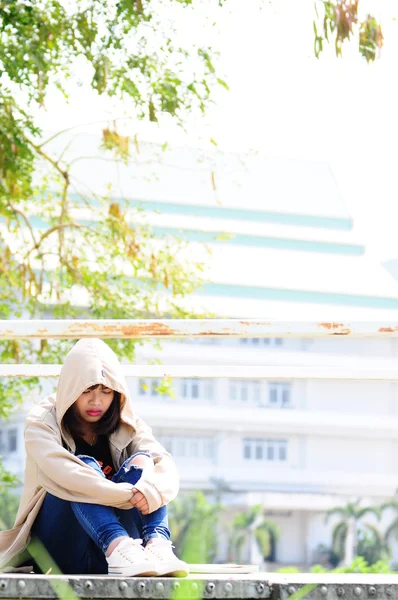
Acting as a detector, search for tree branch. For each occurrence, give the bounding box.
[39,117,135,149]
[8,203,38,247]
[24,135,69,182]
[24,222,87,261]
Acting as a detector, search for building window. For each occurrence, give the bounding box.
[240,338,283,347]
[230,380,263,406]
[7,429,17,453]
[138,379,165,398]
[180,379,214,401]
[178,338,220,346]
[158,436,216,461]
[243,438,288,462]
[268,382,291,407]
[243,441,251,460]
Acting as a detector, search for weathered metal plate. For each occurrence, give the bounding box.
[4,574,398,600]
[269,575,398,600]
[0,574,271,599]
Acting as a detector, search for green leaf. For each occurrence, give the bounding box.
[216,77,229,90]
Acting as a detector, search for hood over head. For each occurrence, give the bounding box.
[56,338,135,440]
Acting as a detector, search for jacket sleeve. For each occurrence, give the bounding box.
[25,419,133,509]
[128,415,179,513]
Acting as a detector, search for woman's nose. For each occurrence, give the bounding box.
[90,390,101,403]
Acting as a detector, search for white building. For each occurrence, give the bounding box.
[2,141,398,568]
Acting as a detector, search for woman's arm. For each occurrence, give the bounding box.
[25,419,133,508]
[128,415,180,513]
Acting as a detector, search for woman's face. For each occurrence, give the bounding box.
[74,384,115,426]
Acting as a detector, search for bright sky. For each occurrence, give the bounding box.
[37,0,398,264]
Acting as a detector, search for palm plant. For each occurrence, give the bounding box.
[0,489,20,530]
[168,491,221,563]
[326,500,381,566]
[357,524,390,566]
[380,492,398,549]
[229,505,280,563]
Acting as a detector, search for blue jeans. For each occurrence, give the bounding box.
[31,454,170,574]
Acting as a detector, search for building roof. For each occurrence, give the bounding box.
[43,134,398,318]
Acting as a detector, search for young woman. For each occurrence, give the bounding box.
[0,338,188,577]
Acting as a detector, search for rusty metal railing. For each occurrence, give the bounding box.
[0,319,398,339]
[0,319,398,380]
[0,364,397,380]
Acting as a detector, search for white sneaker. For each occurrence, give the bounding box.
[107,538,157,576]
[144,539,189,577]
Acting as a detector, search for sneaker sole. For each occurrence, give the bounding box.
[155,565,189,578]
[108,566,158,577]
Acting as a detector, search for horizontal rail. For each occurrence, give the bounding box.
[2,365,398,380]
[1,319,398,339]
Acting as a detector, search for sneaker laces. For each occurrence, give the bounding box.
[145,540,175,562]
[116,538,147,562]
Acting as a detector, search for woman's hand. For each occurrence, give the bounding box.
[130,489,149,514]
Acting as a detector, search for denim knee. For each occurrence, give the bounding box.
[77,455,105,478]
[120,452,151,472]
[112,453,151,485]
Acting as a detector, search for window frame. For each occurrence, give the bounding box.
[158,435,217,461]
[7,428,18,454]
[268,382,292,408]
[242,438,288,463]
[180,378,214,401]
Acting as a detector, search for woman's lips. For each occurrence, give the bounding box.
[87,410,102,416]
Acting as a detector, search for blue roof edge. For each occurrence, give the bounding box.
[70,195,353,231]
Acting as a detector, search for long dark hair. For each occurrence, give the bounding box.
[63,385,122,439]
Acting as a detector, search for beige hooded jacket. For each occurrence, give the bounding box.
[0,338,179,570]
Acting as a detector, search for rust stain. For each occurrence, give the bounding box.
[239,321,271,326]
[318,322,345,330]
[331,330,351,336]
[317,323,351,336]
[120,323,175,337]
[67,322,175,337]
[379,327,398,333]
[198,331,225,336]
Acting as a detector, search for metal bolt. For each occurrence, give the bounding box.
[320,587,328,596]
[0,581,7,590]
[225,582,233,593]
[138,582,147,594]
[207,582,216,593]
[17,580,26,590]
[337,587,345,597]
[257,583,266,594]
[173,582,180,591]
[192,583,199,592]
[156,582,165,593]
[386,588,394,597]
[119,581,128,591]
[84,581,93,591]
[288,586,297,595]
[354,588,362,597]
[369,588,377,597]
